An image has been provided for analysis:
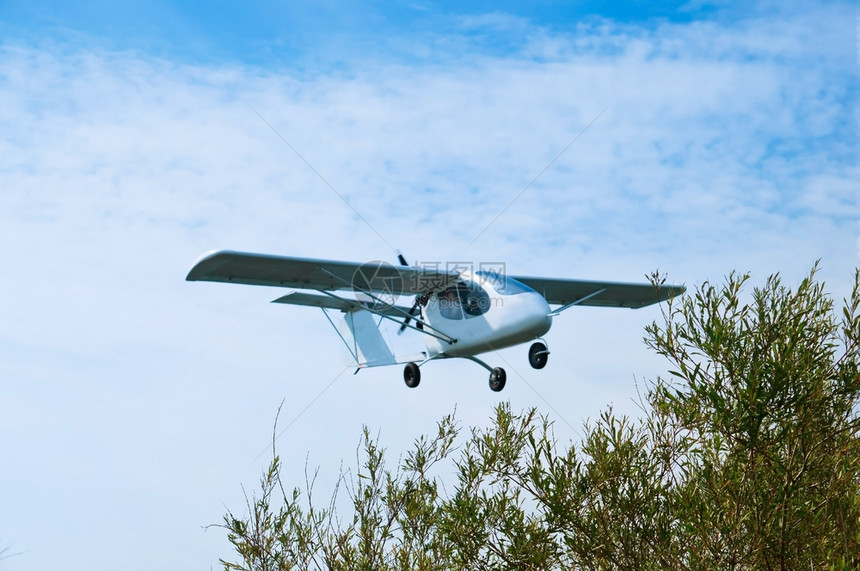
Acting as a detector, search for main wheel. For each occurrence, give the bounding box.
[528,342,549,369]
[403,362,421,388]
[489,367,506,392]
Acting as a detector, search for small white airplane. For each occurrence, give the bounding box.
[187,250,683,391]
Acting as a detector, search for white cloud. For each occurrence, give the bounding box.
[0,4,858,568]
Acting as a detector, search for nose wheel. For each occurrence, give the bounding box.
[528,342,549,369]
[489,367,506,392]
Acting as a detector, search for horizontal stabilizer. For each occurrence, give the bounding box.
[271,292,413,317]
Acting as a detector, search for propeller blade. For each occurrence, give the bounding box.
[399,299,421,333]
[396,252,425,333]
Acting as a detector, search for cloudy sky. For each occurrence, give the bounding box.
[1,1,858,568]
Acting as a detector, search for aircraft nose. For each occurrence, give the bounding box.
[525,293,553,336]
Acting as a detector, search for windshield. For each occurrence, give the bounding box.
[436,280,491,320]
[475,271,535,296]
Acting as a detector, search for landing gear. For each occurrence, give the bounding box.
[403,362,420,388]
[403,356,506,391]
[489,367,506,392]
[528,342,549,369]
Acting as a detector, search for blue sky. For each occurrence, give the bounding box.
[1,1,858,569]
[1,1,729,63]
[1,1,831,68]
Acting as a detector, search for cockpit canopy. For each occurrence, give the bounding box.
[436,280,490,320]
[474,271,536,296]
[434,273,538,320]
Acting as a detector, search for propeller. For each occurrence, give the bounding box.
[396,252,424,333]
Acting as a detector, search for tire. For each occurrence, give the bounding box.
[403,362,421,388]
[529,342,548,369]
[489,367,506,392]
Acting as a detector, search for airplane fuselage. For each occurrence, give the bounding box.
[422,271,552,357]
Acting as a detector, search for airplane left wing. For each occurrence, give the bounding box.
[512,275,684,309]
[186,250,458,295]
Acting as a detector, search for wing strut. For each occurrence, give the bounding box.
[320,307,360,363]
[548,288,607,316]
[314,288,457,345]
[317,268,457,344]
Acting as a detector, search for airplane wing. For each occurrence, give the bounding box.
[511,275,684,309]
[186,250,459,295]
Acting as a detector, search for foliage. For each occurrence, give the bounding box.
[220,267,860,570]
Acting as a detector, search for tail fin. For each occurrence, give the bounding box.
[340,309,396,367]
